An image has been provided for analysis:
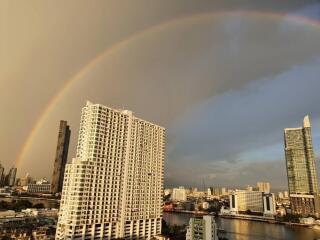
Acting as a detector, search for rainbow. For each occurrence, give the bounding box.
[15,10,320,169]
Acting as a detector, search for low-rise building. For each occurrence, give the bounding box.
[229,190,276,217]
[27,179,51,193]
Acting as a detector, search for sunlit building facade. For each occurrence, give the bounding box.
[172,187,187,201]
[56,101,165,239]
[284,115,320,216]
[257,182,270,193]
[186,215,218,240]
[229,190,276,217]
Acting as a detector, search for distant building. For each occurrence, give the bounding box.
[257,182,270,193]
[278,192,284,199]
[27,179,51,193]
[0,164,4,186]
[229,190,276,217]
[51,120,71,193]
[284,116,320,216]
[19,173,32,186]
[172,187,187,201]
[186,215,218,240]
[7,167,17,186]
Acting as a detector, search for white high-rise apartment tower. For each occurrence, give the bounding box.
[56,101,165,239]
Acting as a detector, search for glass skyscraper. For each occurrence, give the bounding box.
[284,115,320,216]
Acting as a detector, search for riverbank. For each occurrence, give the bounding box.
[163,212,320,240]
[164,210,312,228]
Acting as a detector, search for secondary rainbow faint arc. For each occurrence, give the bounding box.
[15,10,320,168]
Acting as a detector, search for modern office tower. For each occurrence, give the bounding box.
[172,187,187,201]
[229,190,276,217]
[51,120,71,193]
[56,101,165,240]
[7,167,17,186]
[284,115,320,216]
[257,182,271,193]
[186,215,218,240]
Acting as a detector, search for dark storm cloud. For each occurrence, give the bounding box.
[1,0,320,185]
[166,60,320,187]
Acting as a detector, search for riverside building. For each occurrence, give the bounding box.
[284,116,320,216]
[56,101,165,239]
[229,190,276,217]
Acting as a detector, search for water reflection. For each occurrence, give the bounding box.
[163,212,320,240]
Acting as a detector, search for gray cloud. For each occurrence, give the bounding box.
[1,1,320,185]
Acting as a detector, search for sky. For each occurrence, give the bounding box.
[1,0,320,190]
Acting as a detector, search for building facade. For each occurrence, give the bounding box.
[7,167,17,186]
[172,187,187,201]
[284,116,320,216]
[56,102,165,239]
[229,190,276,217]
[51,120,71,193]
[186,215,218,240]
[257,182,270,193]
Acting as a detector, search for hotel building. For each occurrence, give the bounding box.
[56,101,165,239]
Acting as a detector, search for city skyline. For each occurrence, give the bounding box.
[2,1,320,188]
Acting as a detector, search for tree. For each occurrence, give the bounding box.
[33,203,45,209]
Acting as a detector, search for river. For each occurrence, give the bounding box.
[163,212,320,240]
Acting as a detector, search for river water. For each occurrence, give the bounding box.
[163,212,320,240]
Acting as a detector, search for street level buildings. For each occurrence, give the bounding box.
[186,215,218,240]
[284,116,320,216]
[51,120,71,193]
[56,102,165,239]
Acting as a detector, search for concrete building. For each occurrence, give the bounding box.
[27,179,51,193]
[7,167,17,186]
[172,187,187,201]
[186,215,218,240]
[257,182,270,193]
[51,120,71,193]
[284,116,320,216]
[56,102,165,239]
[229,190,276,217]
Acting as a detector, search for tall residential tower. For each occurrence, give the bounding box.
[51,120,71,193]
[56,102,165,239]
[284,115,320,216]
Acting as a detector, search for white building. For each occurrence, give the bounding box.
[56,102,165,239]
[257,182,271,193]
[229,190,276,217]
[27,179,51,193]
[186,215,218,240]
[172,187,187,201]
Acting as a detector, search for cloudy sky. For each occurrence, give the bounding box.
[1,0,320,190]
